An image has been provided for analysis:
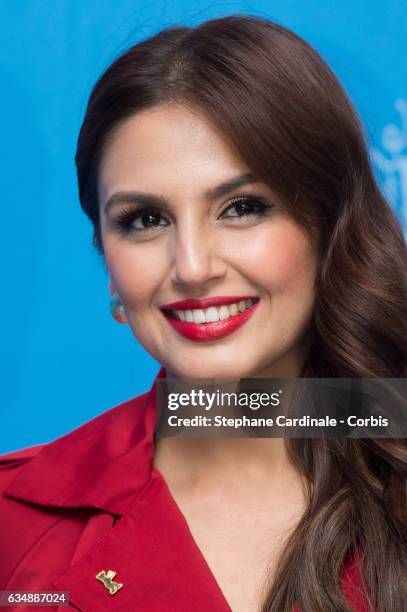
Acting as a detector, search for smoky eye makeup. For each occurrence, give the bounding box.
[107,193,275,237]
[219,194,275,219]
[109,205,168,234]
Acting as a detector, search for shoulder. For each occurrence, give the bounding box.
[0,384,156,513]
[0,443,46,464]
[0,443,46,487]
[1,387,150,457]
[0,387,151,469]
[341,548,369,611]
[0,387,149,474]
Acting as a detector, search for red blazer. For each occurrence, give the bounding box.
[0,366,368,611]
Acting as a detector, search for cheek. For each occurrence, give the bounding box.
[104,240,165,307]
[236,220,316,297]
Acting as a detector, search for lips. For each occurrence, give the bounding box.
[160,296,260,342]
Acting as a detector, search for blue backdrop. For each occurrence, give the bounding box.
[1,1,406,452]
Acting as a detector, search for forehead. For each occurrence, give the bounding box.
[98,104,249,201]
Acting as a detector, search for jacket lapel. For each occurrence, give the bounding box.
[53,469,231,611]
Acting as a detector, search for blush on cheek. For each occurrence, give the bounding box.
[243,221,316,291]
[282,243,316,290]
[105,243,168,313]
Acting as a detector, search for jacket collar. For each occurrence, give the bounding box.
[5,366,167,515]
[52,468,232,611]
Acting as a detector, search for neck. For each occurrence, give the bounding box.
[156,344,311,494]
[154,435,305,499]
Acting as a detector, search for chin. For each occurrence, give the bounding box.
[165,360,262,380]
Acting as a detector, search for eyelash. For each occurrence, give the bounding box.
[110,194,275,236]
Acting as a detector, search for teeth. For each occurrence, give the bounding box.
[170,298,257,323]
[229,303,238,316]
[238,300,246,312]
[218,305,230,320]
[185,310,194,323]
[193,309,205,324]
[205,307,219,323]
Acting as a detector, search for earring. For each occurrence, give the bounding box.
[110,292,128,324]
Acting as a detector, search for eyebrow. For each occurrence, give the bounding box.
[103,172,256,214]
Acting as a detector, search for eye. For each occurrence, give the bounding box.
[109,195,274,237]
[110,206,169,235]
[219,195,274,220]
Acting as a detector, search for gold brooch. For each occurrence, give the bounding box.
[95,569,124,595]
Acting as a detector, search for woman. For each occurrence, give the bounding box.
[1,14,406,612]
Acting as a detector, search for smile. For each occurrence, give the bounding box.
[161,297,260,342]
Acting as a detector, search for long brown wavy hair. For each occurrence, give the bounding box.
[75,15,407,611]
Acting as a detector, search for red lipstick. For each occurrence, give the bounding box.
[160,296,260,342]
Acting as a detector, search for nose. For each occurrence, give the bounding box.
[169,221,227,289]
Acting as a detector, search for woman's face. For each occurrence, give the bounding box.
[98,104,318,379]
